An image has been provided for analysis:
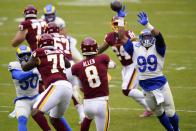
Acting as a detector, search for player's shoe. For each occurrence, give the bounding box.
[8,110,16,118]
[139,110,153,117]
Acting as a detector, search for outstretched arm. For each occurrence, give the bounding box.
[12,30,28,47]
[98,42,110,54]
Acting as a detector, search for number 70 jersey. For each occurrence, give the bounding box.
[132,42,165,80]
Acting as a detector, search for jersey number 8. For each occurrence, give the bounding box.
[85,65,101,88]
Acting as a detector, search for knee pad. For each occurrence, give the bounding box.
[18,116,27,125]
[165,109,175,117]
[122,89,130,96]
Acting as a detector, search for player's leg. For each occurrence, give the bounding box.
[15,100,32,131]
[145,90,173,131]
[81,100,95,131]
[121,65,152,116]
[94,100,110,131]
[49,82,72,131]
[162,83,180,131]
[32,84,60,130]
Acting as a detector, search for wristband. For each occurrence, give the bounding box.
[145,23,154,31]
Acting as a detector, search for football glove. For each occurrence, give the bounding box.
[137,11,149,26]
[117,5,128,17]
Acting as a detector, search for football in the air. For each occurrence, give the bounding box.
[110,0,122,12]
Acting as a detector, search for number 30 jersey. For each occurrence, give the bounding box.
[71,54,110,99]
[8,61,39,97]
[104,30,136,66]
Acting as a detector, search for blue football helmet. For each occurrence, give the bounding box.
[43,4,56,22]
[16,45,32,62]
[139,29,156,48]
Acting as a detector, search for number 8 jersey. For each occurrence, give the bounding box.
[71,54,110,99]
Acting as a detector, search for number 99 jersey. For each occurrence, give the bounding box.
[132,42,165,80]
[8,61,39,97]
[71,54,110,99]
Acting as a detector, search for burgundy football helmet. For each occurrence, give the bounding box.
[24,5,37,19]
[81,37,98,56]
[37,34,54,48]
[45,22,60,33]
[111,16,126,32]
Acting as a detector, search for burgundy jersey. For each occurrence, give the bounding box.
[72,54,110,99]
[32,47,67,87]
[19,19,47,51]
[104,30,136,66]
[50,33,72,60]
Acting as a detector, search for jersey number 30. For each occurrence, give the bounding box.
[85,65,101,88]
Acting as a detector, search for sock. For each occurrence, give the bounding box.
[32,111,51,131]
[50,117,67,131]
[80,117,92,131]
[18,116,27,131]
[128,89,151,111]
[158,112,173,131]
[75,104,85,122]
[169,113,179,131]
[61,117,72,131]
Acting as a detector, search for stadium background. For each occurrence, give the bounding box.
[0,0,195,130]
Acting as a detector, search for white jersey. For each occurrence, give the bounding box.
[132,42,165,80]
[41,15,65,29]
[8,61,39,97]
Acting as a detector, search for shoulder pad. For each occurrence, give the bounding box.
[8,61,21,71]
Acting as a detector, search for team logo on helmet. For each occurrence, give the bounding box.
[139,29,156,48]
[43,4,56,22]
[24,5,37,19]
[46,22,60,33]
[37,33,54,48]
[111,16,126,32]
[16,45,32,62]
[81,37,98,56]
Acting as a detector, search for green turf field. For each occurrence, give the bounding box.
[0,0,196,130]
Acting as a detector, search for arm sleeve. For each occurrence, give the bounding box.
[11,69,34,81]
[155,33,166,57]
[123,39,134,56]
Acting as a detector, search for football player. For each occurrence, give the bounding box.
[98,15,152,117]
[12,5,47,51]
[122,12,180,131]
[45,22,85,124]
[71,37,116,131]
[42,4,83,62]
[21,34,73,131]
[8,45,39,131]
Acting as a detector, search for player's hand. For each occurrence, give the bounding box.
[117,5,128,17]
[137,11,149,26]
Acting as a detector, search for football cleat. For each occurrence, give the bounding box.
[139,110,153,117]
[43,4,56,22]
[81,37,98,56]
[45,22,60,34]
[139,29,156,48]
[37,33,54,48]
[16,45,32,62]
[24,5,37,19]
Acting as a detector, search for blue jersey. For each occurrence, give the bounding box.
[123,33,167,91]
